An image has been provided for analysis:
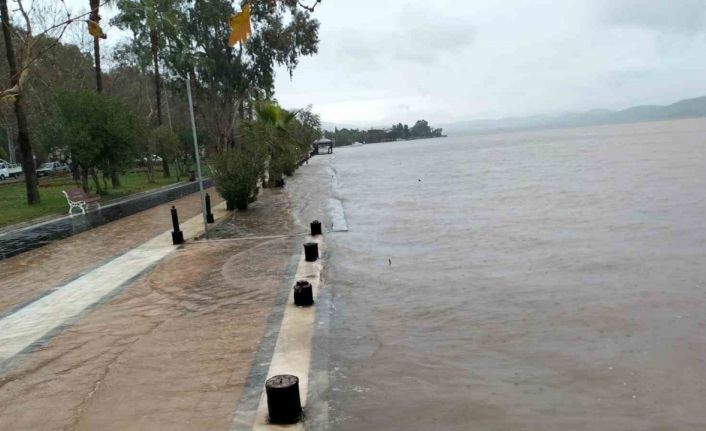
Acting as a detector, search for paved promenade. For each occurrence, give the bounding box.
[0,188,306,430]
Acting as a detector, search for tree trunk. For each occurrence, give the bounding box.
[246,98,253,120]
[161,158,170,177]
[238,97,245,119]
[146,158,155,184]
[92,39,102,92]
[111,171,120,187]
[91,1,117,186]
[0,0,39,204]
[80,166,89,192]
[150,30,162,126]
[90,0,102,93]
[150,28,170,178]
[91,168,103,195]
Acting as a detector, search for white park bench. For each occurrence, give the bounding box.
[62,188,101,216]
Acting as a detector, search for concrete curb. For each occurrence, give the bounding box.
[252,234,324,430]
[231,235,324,431]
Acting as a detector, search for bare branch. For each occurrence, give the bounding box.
[15,0,31,37]
[297,0,322,12]
[0,0,112,96]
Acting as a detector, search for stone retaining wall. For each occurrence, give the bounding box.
[0,180,212,260]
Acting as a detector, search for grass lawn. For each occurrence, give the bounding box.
[0,170,187,228]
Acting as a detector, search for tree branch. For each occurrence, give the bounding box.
[297,0,321,12]
[0,0,112,98]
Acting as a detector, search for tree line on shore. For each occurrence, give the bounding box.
[324,120,444,146]
[0,0,323,209]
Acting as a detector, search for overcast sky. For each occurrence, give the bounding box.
[65,0,706,127]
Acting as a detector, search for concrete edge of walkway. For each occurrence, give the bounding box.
[252,235,324,430]
[229,235,325,431]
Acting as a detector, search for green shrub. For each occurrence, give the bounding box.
[213,148,262,211]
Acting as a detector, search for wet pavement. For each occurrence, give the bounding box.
[0,188,222,318]
[0,238,296,430]
[0,185,308,430]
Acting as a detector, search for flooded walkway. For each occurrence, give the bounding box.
[0,189,222,317]
[0,186,308,430]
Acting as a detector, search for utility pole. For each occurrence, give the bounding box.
[6,128,13,163]
[185,77,208,238]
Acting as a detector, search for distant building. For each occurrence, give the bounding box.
[313,138,334,155]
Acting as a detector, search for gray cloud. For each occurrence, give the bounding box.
[599,0,706,35]
[64,0,706,126]
[332,6,474,67]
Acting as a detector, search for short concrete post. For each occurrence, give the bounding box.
[171,206,184,245]
[205,193,215,224]
[310,220,322,236]
[266,375,302,424]
[294,280,314,306]
[303,242,319,262]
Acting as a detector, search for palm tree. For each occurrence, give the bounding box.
[253,103,299,187]
[113,0,174,177]
[89,0,108,92]
[90,0,124,186]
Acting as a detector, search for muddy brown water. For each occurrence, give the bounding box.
[295,118,706,430]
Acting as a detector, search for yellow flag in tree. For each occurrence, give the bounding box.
[87,20,107,39]
[228,3,251,47]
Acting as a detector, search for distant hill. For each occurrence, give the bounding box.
[442,96,706,136]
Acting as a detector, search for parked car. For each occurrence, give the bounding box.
[0,159,22,180]
[36,161,71,177]
[134,155,164,165]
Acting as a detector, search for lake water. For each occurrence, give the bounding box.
[290,118,706,430]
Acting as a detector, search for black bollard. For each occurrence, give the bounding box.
[171,206,184,245]
[205,193,215,224]
[303,242,319,262]
[294,280,314,306]
[310,220,322,236]
[266,375,302,424]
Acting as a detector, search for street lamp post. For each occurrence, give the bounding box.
[185,76,209,238]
